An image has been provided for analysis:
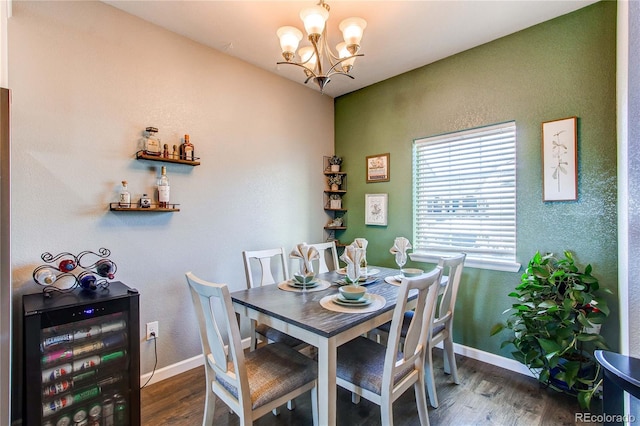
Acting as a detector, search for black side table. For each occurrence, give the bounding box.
[594,350,640,425]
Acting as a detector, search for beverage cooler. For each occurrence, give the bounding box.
[23,281,140,426]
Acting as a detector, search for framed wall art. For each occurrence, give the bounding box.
[365,193,388,226]
[366,153,390,183]
[542,117,578,201]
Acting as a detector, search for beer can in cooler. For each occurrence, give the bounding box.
[72,407,88,423]
[72,341,103,357]
[114,394,126,424]
[42,394,73,417]
[101,350,125,364]
[42,364,72,383]
[56,414,72,426]
[73,326,101,341]
[73,356,100,371]
[42,333,74,350]
[72,386,100,404]
[100,320,126,334]
[102,397,114,426]
[42,348,74,365]
[88,402,101,425]
[43,379,72,397]
[102,332,126,349]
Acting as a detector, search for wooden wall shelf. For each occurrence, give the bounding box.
[109,203,180,212]
[135,151,200,166]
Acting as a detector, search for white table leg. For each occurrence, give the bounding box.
[317,338,337,426]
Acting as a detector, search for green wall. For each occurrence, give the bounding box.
[334,1,618,357]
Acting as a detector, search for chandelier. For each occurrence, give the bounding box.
[276,0,367,93]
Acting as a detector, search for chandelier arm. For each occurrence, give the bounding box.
[311,35,324,76]
[325,71,355,80]
[325,53,364,75]
[277,61,320,79]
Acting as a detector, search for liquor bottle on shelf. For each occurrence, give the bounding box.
[157,166,170,208]
[118,181,130,208]
[181,134,194,161]
[144,127,161,156]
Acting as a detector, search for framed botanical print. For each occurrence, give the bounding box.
[366,153,390,183]
[365,193,388,226]
[542,117,578,201]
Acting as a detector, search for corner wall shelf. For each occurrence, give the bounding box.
[109,203,180,212]
[135,151,200,166]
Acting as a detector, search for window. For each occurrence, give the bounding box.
[412,121,520,272]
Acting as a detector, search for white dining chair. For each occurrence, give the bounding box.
[335,266,443,426]
[424,252,466,408]
[371,253,466,408]
[306,241,340,273]
[185,272,318,426]
[242,248,305,351]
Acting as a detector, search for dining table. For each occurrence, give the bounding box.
[230,265,412,426]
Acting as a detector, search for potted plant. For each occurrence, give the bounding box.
[328,174,343,191]
[329,194,342,209]
[490,250,611,409]
[329,155,342,172]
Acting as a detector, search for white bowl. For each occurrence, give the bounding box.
[339,285,366,300]
[293,272,316,284]
[401,268,424,278]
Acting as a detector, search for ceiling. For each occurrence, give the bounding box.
[104,1,599,99]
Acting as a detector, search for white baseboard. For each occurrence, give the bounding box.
[140,338,535,387]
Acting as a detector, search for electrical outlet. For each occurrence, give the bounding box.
[146,321,159,341]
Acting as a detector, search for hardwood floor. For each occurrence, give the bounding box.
[141,349,602,425]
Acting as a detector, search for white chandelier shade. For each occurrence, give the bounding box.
[276,1,366,93]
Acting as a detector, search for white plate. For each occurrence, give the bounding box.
[288,280,319,288]
[337,294,368,304]
[332,294,373,307]
[336,277,377,286]
[336,268,380,277]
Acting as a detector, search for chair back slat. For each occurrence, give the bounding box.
[242,247,289,288]
[307,241,339,273]
[383,266,443,392]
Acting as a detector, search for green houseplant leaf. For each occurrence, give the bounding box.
[491,250,610,410]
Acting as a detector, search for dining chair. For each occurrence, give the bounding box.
[306,241,340,273]
[335,266,443,426]
[242,248,305,351]
[185,272,319,426]
[372,253,466,408]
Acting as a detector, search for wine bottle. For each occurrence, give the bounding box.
[157,166,170,208]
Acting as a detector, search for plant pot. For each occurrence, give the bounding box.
[331,165,341,172]
[331,184,339,191]
[549,356,597,395]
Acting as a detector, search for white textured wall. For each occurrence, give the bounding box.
[7,0,333,386]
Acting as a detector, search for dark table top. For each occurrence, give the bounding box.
[595,350,640,399]
[231,266,405,339]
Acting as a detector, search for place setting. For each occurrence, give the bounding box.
[278,271,332,292]
[320,245,385,313]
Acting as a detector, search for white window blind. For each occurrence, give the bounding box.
[413,121,518,270]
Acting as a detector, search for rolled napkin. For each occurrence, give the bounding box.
[290,243,320,275]
[390,237,412,266]
[340,245,365,281]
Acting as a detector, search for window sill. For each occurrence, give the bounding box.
[409,252,521,273]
